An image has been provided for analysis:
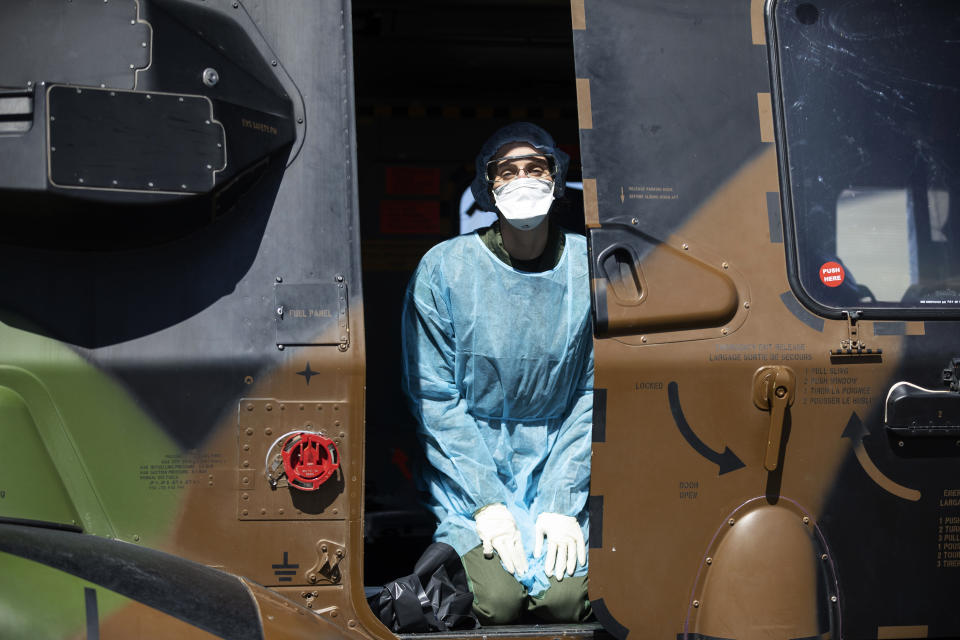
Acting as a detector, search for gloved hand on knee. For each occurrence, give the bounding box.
[474,503,527,575]
[534,512,586,580]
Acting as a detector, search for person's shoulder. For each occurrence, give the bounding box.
[562,230,587,250]
[414,234,482,278]
[561,229,588,259]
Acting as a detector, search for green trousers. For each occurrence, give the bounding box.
[461,545,592,625]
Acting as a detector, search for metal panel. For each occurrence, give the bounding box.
[275,283,348,347]
[48,86,224,192]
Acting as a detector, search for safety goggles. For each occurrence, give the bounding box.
[485,153,556,184]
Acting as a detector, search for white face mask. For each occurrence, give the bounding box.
[493,178,555,230]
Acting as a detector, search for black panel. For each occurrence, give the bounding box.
[779,291,825,332]
[49,86,224,192]
[874,321,908,336]
[592,388,607,443]
[0,0,148,89]
[275,283,348,346]
[0,0,299,250]
[0,523,263,640]
[766,191,784,243]
[590,599,629,640]
[574,1,769,244]
[84,588,100,640]
[588,495,603,550]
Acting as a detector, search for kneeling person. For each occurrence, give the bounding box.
[401,122,593,624]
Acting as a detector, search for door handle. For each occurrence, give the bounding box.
[752,366,796,471]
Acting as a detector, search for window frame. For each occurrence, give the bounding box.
[765,0,960,320]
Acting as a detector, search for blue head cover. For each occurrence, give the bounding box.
[470,122,570,213]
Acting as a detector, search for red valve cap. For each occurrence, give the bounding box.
[281,432,340,491]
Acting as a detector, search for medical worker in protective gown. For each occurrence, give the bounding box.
[401,123,593,624]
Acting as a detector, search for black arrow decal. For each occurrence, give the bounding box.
[841,411,869,441]
[668,381,745,475]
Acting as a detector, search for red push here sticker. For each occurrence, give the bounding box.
[820,261,845,287]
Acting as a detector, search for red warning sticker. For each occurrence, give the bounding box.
[820,261,845,287]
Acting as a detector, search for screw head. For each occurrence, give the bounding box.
[744,301,750,309]
[803,516,811,525]
[728,518,735,526]
[821,553,828,560]
[682,243,689,250]
[722,262,729,269]
[705,557,712,565]
[775,386,787,398]
[631,217,639,225]
[692,600,700,608]
[831,595,838,603]
[202,67,220,87]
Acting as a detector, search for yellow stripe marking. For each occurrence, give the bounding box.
[583,178,599,228]
[751,0,767,45]
[571,0,586,30]
[878,625,928,639]
[757,92,774,142]
[577,78,593,130]
[854,442,921,502]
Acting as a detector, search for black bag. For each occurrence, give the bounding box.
[366,542,480,632]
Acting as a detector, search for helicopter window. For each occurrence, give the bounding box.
[771,0,960,313]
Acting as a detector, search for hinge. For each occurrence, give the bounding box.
[830,310,882,357]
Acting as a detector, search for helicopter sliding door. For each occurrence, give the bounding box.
[574,1,960,638]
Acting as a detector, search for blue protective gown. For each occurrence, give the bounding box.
[401,229,593,597]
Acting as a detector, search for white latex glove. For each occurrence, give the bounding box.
[474,503,527,575]
[534,512,586,580]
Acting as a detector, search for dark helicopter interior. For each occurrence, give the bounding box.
[351,0,584,587]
